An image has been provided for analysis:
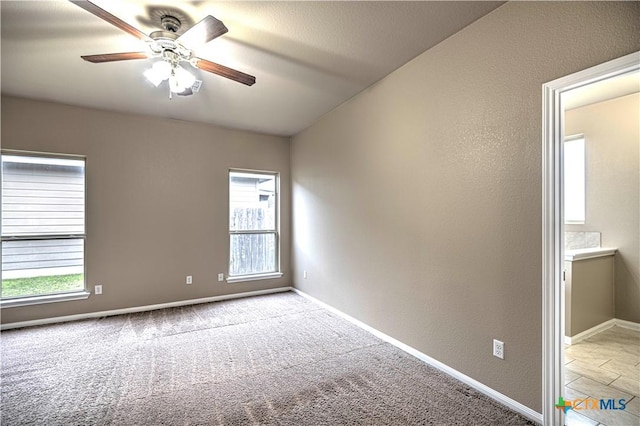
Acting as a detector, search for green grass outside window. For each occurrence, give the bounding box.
[1,274,84,298]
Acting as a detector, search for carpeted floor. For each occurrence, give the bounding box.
[1,291,537,425]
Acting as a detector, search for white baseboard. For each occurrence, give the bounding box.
[565,318,640,345]
[615,318,640,332]
[0,287,293,330]
[293,289,543,424]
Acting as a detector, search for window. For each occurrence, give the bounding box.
[564,136,586,224]
[229,170,280,280]
[1,153,87,302]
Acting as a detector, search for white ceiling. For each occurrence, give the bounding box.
[1,1,504,136]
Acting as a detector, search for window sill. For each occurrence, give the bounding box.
[0,291,91,308]
[226,272,283,284]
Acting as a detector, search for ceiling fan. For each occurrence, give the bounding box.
[69,0,256,97]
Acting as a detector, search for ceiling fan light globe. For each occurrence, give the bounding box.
[143,68,164,87]
[153,60,172,78]
[169,75,186,93]
[175,66,196,89]
[144,61,172,87]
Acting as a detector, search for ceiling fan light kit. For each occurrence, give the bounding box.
[70,0,255,99]
[143,50,197,96]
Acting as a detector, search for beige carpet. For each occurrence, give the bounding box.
[1,292,537,425]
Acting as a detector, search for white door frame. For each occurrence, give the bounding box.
[541,51,639,426]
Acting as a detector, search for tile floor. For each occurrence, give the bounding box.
[564,326,640,426]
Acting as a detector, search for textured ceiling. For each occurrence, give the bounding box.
[1,1,504,136]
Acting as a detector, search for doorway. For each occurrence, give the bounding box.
[542,51,640,425]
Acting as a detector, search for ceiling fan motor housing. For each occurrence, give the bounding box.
[160,15,181,33]
[149,15,190,63]
[149,31,191,63]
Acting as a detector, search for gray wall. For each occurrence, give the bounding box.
[565,94,640,323]
[565,256,615,337]
[291,1,639,413]
[1,96,291,324]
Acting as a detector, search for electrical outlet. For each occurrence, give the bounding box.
[303,270,308,279]
[94,285,102,295]
[493,339,504,359]
[217,273,224,282]
[186,276,193,285]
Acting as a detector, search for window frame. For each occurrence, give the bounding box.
[1,150,90,307]
[227,168,282,283]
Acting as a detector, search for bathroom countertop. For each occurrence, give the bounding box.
[565,247,617,261]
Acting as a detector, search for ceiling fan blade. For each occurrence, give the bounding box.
[81,52,149,63]
[177,16,228,49]
[193,58,256,86]
[69,0,152,43]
